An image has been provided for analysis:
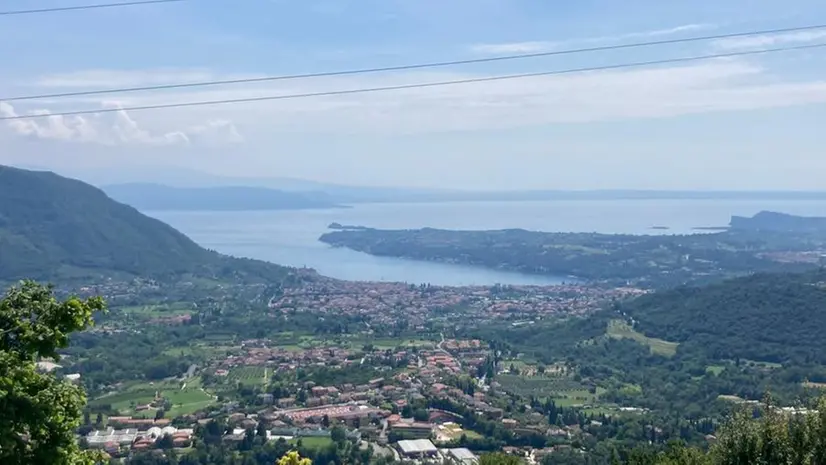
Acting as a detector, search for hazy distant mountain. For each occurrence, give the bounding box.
[0,166,299,283]
[730,211,826,233]
[102,183,343,211]
[17,163,826,204]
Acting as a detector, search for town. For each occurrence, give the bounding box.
[69,278,647,462]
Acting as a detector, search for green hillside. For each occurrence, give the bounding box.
[0,165,295,284]
[618,269,826,364]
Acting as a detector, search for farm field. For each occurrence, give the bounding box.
[162,344,237,359]
[226,366,269,386]
[496,374,599,407]
[89,377,216,419]
[607,320,679,357]
[116,303,193,317]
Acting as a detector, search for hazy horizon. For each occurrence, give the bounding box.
[11,161,826,194]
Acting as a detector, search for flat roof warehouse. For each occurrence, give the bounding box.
[397,439,438,457]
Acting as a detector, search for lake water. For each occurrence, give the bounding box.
[149,199,826,285]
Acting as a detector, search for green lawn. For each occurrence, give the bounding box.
[290,437,334,450]
[607,320,679,357]
[706,365,726,376]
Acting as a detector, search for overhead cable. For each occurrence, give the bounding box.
[0,0,186,16]
[2,42,824,121]
[3,23,826,102]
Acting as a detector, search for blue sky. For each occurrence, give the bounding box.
[2,0,826,190]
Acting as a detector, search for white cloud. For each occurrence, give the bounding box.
[33,68,249,88]
[470,24,712,55]
[470,41,556,54]
[713,30,826,50]
[0,101,243,146]
[616,23,710,40]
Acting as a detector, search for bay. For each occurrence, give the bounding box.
[148,199,826,285]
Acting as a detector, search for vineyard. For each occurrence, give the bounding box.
[496,373,599,406]
[227,366,269,385]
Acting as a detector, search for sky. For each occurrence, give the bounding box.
[2,0,826,190]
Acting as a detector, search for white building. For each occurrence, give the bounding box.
[447,448,478,464]
[397,439,438,458]
[86,428,138,448]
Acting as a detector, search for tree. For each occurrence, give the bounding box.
[155,434,175,450]
[479,452,522,465]
[0,281,105,465]
[413,408,429,422]
[278,450,312,465]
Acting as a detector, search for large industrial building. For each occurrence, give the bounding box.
[396,439,439,458]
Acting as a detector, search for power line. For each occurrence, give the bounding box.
[0,0,186,16]
[2,42,824,122]
[3,23,826,102]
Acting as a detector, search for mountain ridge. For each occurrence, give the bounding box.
[0,165,301,284]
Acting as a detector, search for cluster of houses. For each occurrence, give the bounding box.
[85,426,192,457]
[271,279,646,327]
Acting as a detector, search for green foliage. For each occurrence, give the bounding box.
[612,396,826,465]
[620,269,826,365]
[0,281,105,465]
[319,226,817,287]
[606,320,678,357]
[479,452,523,465]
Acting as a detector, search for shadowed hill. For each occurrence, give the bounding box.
[0,165,300,284]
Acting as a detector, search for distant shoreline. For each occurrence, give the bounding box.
[692,226,730,231]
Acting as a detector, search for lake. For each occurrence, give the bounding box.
[149,199,826,285]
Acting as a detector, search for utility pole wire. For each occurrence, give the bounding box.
[0,0,187,16]
[2,23,826,102]
[2,42,824,121]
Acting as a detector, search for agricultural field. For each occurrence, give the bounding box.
[161,343,238,359]
[115,303,194,317]
[226,366,269,386]
[89,378,216,419]
[500,359,568,377]
[496,373,599,407]
[607,320,679,357]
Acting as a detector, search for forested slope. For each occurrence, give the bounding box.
[0,165,296,284]
[619,269,826,364]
